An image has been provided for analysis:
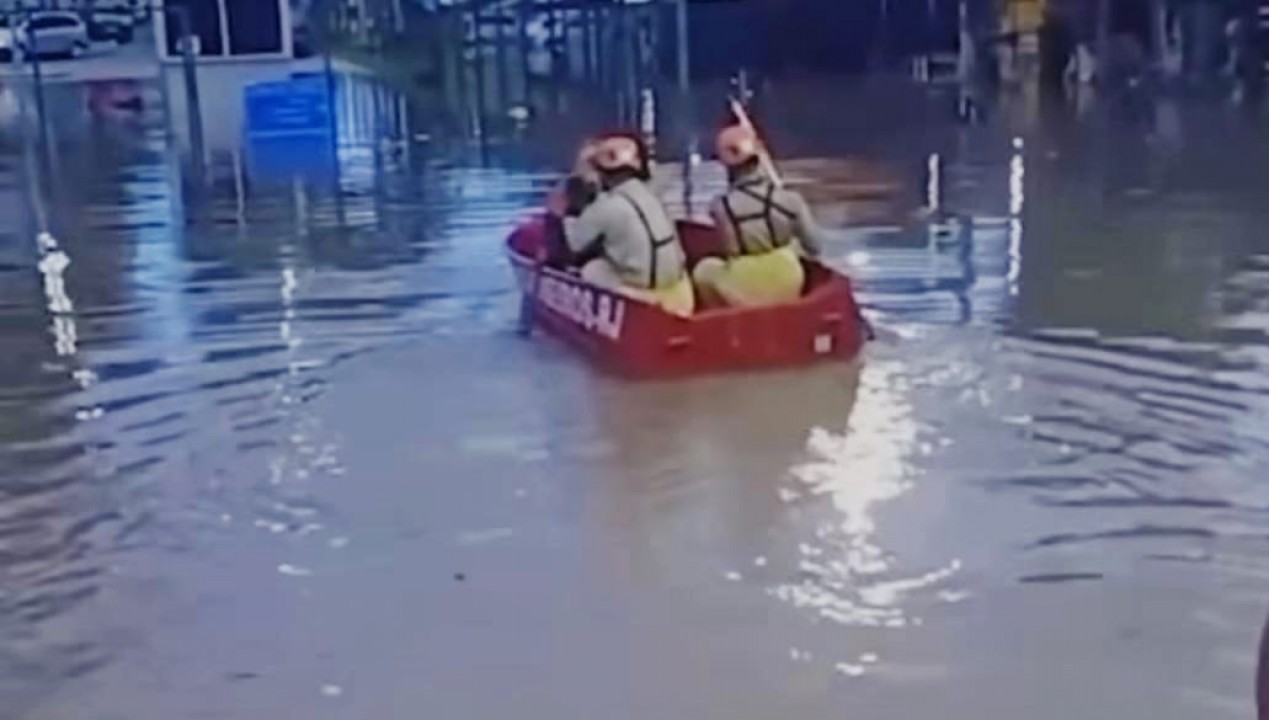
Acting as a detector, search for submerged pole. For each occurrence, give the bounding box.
[517,0,531,105]
[673,0,696,165]
[583,6,595,82]
[675,0,689,92]
[23,14,52,169]
[494,3,508,113]
[14,12,49,237]
[621,5,637,124]
[175,6,206,183]
[1095,0,1110,82]
[552,5,568,82]
[471,2,487,141]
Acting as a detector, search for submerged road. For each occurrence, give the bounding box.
[2,75,1269,718]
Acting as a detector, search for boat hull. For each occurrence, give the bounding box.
[507,216,865,379]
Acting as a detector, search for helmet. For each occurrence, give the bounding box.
[591,136,643,173]
[716,125,760,167]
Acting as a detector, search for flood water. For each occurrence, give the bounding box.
[4,75,1269,719]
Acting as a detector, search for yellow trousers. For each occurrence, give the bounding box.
[581,259,696,317]
[692,245,805,308]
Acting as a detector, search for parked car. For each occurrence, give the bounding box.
[88,0,132,12]
[17,12,90,60]
[0,16,14,61]
[88,0,147,24]
[88,9,134,44]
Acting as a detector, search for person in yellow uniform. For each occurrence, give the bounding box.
[693,125,826,308]
[563,136,695,317]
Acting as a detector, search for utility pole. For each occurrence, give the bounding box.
[175,5,206,184]
[24,13,51,160]
[11,10,50,238]
[675,0,689,92]
[1096,0,1111,83]
[6,8,59,197]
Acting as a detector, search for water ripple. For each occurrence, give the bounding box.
[6,74,1269,718]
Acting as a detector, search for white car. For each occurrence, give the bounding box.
[18,12,90,60]
[0,17,15,60]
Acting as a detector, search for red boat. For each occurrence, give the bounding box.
[507,216,867,379]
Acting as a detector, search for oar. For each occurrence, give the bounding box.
[728,97,783,189]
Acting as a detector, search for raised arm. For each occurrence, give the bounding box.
[565,197,607,255]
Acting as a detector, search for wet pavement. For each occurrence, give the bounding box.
[3,73,1269,719]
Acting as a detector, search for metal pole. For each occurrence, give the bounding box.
[449,8,467,121]
[878,0,890,65]
[609,8,620,121]
[673,0,696,162]
[25,16,52,163]
[599,7,608,85]
[633,6,647,98]
[318,50,346,225]
[323,50,341,166]
[391,0,404,33]
[554,6,570,83]
[956,0,974,118]
[1095,0,1110,83]
[7,12,16,73]
[622,6,637,125]
[471,3,487,140]
[313,2,344,228]
[355,0,369,45]
[174,7,206,183]
[494,4,508,113]
[14,13,49,238]
[582,7,595,82]
[596,8,606,89]
[675,0,689,92]
[517,1,530,105]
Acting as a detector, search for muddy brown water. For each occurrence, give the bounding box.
[3,76,1269,718]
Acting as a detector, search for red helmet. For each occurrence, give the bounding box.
[591,136,643,173]
[716,125,760,167]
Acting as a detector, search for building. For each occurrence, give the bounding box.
[154,0,292,61]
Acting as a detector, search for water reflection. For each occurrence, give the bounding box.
[0,70,553,715]
[585,367,862,585]
[777,360,956,631]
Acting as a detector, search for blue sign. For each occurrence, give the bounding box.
[244,75,334,140]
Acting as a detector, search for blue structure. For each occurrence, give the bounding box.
[243,75,334,140]
[246,134,338,181]
[243,74,339,180]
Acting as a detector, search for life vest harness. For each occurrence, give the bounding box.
[720,178,798,255]
[614,190,680,289]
